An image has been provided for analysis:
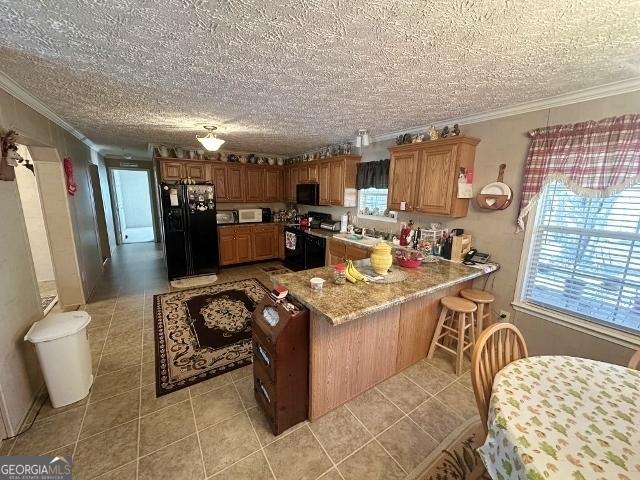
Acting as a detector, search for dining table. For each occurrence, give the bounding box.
[477,355,640,480]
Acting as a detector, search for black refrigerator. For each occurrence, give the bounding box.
[159,183,219,280]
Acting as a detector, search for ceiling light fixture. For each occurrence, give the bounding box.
[355,129,370,148]
[196,126,225,151]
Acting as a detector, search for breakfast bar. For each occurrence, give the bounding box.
[273,260,495,420]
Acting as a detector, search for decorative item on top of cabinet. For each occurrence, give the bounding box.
[387,136,480,218]
[252,294,309,435]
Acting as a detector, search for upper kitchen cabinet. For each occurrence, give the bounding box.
[284,155,359,206]
[159,160,184,182]
[225,165,244,202]
[318,161,330,205]
[245,166,263,202]
[328,156,358,207]
[212,165,228,199]
[388,151,419,211]
[307,163,319,182]
[184,161,208,182]
[286,166,299,202]
[387,136,480,218]
[264,167,283,202]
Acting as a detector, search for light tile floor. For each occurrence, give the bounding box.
[1,242,478,479]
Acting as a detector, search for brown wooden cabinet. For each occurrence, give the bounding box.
[158,159,286,203]
[236,226,253,263]
[287,166,299,202]
[318,162,330,205]
[387,136,480,218]
[329,161,344,205]
[327,238,369,265]
[387,150,419,211]
[307,163,318,182]
[252,224,278,261]
[184,162,208,182]
[225,165,244,202]
[252,295,309,435]
[218,228,239,266]
[212,165,228,200]
[264,168,282,202]
[160,161,184,181]
[245,167,263,202]
[218,226,253,265]
[298,164,309,183]
[219,224,281,265]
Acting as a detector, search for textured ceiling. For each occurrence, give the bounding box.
[1,0,639,155]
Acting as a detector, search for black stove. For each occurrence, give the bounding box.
[284,212,333,271]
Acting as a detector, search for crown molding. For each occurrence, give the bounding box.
[372,77,640,143]
[0,70,99,152]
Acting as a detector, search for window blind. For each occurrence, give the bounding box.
[524,181,640,333]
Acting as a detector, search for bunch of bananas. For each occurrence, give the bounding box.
[345,260,369,283]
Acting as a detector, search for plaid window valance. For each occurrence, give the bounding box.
[518,114,640,230]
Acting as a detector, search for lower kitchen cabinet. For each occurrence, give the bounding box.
[253,224,278,261]
[327,238,369,265]
[219,224,280,266]
[235,227,253,263]
[218,226,253,266]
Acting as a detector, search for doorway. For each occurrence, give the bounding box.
[14,145,58,314]
[110,168,155,244]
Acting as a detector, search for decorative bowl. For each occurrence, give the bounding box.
[398,258,422,268]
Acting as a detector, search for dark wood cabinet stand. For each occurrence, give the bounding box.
[252,294,309,435]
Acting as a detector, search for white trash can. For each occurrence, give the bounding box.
[25,311,93,408]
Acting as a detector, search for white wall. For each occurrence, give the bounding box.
[0,86,114,439]
[14,150,55,283]
[0,181,43,436]
[306,91,640,365]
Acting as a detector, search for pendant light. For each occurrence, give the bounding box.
[196,126,225,151]
[355,129,370,148]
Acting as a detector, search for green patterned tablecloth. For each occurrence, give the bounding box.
[478,356,640,480]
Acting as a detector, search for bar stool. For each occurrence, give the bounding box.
[460,289,495,338]
[427,296,477,375]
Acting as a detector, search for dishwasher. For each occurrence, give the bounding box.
[304,234,326,269]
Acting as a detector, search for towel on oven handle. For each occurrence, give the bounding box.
[285,231,297,250]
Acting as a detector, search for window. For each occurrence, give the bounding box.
[520,181,640,333]
[357,188,397,222]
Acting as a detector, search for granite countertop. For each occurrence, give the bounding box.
[273,260,497,326]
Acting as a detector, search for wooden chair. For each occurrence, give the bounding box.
[427,296,477,375]
[628,350,640,370]
[471,323,528,432]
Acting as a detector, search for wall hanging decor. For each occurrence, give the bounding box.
[63,157,77,195]
[0,128,21,181]
[476,164,513,210]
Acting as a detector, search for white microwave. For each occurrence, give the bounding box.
[237,208,262,223]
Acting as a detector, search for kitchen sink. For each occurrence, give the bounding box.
[335,233,387,246]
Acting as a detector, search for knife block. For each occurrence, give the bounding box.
[451,234,473,263]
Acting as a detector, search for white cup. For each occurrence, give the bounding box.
[310,277,325,290]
